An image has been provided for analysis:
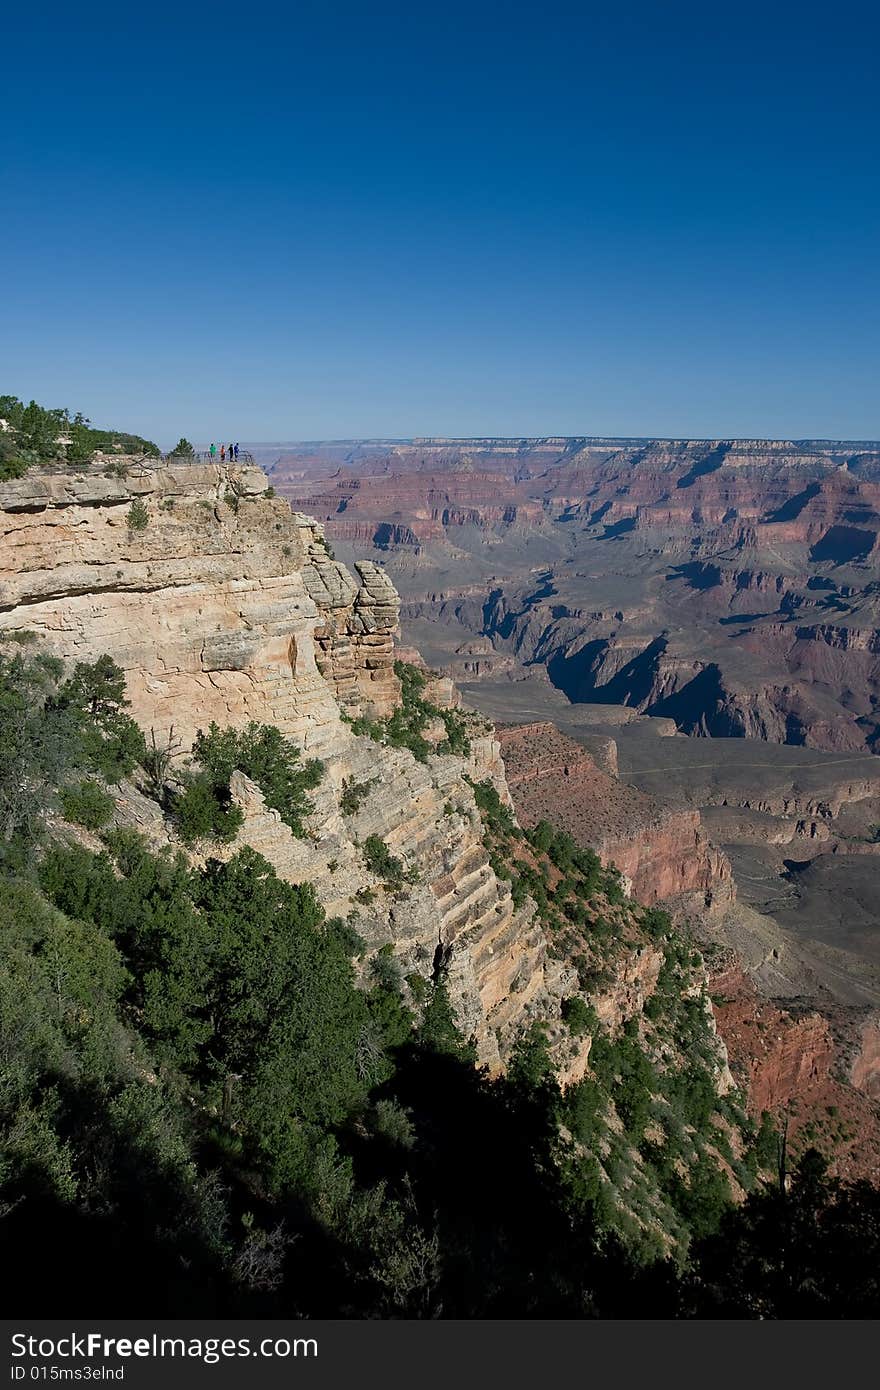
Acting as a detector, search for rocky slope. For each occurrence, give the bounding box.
[496,722,733,914]
[708,955,880,1183]
[0,458,583,1074]
[490,712,880,1182]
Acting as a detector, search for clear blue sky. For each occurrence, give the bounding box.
[2,0,878,446]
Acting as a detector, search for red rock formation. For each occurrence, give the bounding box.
[497,721,734,912]
[710,961,880,1184]
[851,1017,880,1101]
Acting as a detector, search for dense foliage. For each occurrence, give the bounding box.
[0,394,159,479]
[0,645,144,861]
[1,643,877,1317]
[172,721,323,844]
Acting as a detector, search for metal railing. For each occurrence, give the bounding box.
[163,449,255,465]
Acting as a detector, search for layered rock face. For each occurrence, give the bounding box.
[304,555,400,715]
[0,459,401,753]
[0,457,582,1073]
[710,959,880,1183]
[281,470,546,552]
[497,722,734,914]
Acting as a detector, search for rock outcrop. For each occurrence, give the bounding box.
[497,722,734,914]
[0,458,577,1073]
[709,958,880,1183]
[305,555,401,716]
[0,459,372,753]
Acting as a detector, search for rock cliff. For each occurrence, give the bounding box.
[0,459,400,752]
[497,722,734,913]
[709,957,880,1183]
[0,458,579,1073]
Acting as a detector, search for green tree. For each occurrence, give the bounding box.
[53,656,145,783]
[59,778,115,830]
[127,499,149,531]
[191,721,322,837]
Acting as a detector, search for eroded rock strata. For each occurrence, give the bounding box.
[497,722,733,913]
[271,436,880,757]
[7,454,877,1186]
[0,459,580,1074]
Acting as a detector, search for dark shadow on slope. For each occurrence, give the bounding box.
[546,638,611,702]
[718,611,776,625]
[810,525,876,564]
[670,561,722,591]
[676,443,730,489]
[547,636,669,708]
[600,516,637,539]
[646,663,741,737]
[763,482,821,523]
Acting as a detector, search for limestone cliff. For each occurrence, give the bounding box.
[0,459,399,753]
[0,458,574,1072]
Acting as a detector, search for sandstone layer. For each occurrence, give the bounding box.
[0,458,582,1074]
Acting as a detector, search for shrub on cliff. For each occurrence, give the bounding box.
[340,775,377,815]
[362,833,418,889]
[561,995,596,1036]
[59,777,115,830]
[126,498,149,531]
[417,980,476,1062]
[175,771,245,845]
[350,661,472,761]
[0,650,144,860]
[190,721,323,838]
[53,655,146,783]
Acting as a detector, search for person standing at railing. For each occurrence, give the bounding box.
[209,442,217,460]
[234,442,239,460]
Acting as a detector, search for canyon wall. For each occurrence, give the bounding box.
[273,436,880,757]
[709,958,880,1183]
[0,458,584,1075]
[497,722,734,914]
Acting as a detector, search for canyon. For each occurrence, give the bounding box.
[270,435,880,756]
[262,436,880,1174]
[3,446,878,1187]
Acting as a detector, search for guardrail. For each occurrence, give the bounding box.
[163,450,256,465]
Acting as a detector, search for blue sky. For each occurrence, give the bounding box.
[2,1,878,446]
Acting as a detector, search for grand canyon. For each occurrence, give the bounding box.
[2,420,879,1316]
[266,435,880,1178]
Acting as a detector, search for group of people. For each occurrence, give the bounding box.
[209,442,240,462]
